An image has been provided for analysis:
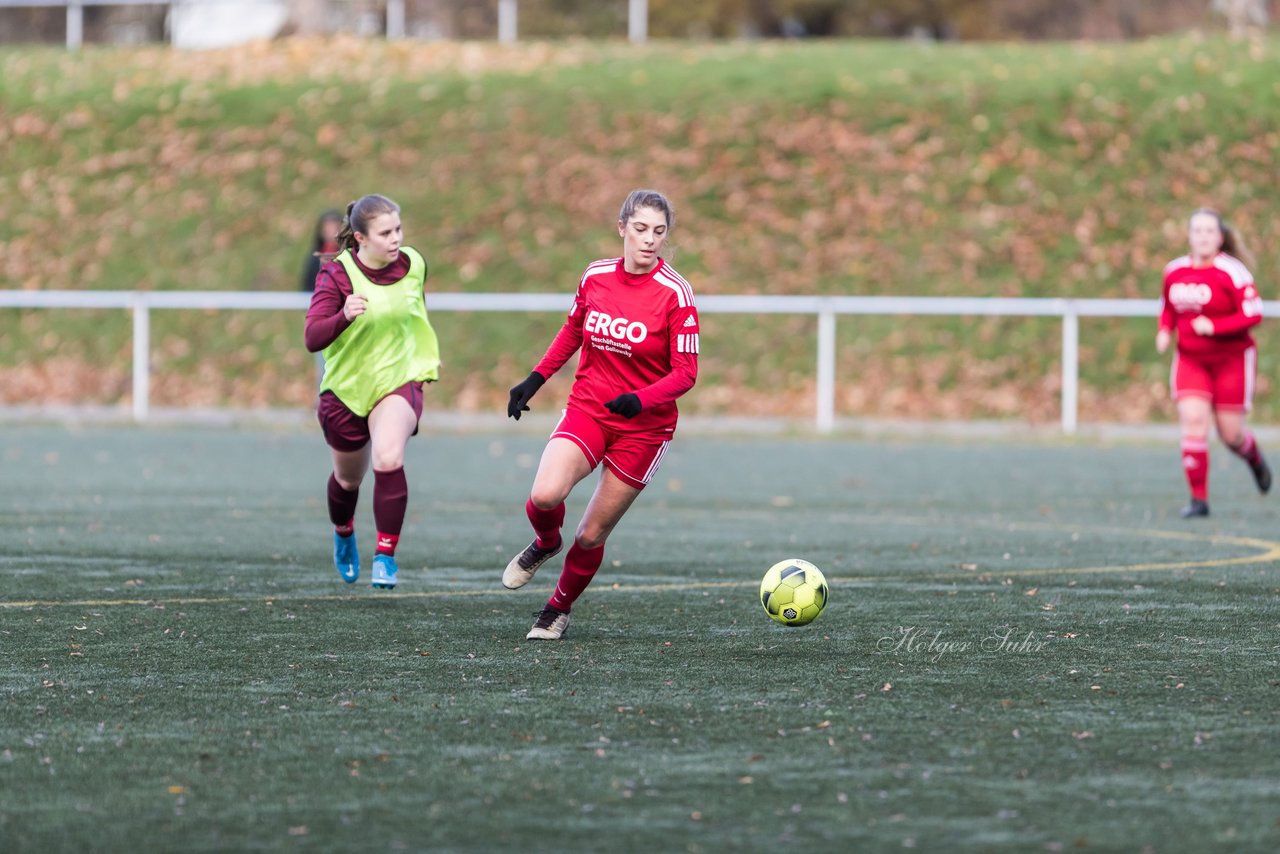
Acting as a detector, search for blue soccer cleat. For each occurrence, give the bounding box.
[371,554,398,590]
[334,532,360,583]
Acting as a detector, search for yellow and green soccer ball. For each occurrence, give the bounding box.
[759,558,828,627]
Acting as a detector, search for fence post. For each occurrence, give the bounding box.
[386,0,405,39]
[628,0,647,43]
[1061,302,1079,434]
[816,307,836,433]
[66,2,84,49]
[132,294,150,422]
[498,0,517,43]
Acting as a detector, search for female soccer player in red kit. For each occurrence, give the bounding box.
[304,194,441,587]
[1158,208,1269,517]
[504,190,699,639]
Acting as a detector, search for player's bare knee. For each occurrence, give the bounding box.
[1181,418,1210,440]
[529,485,566,510]
[1218,426,1244,448]
[575,520,611,550]
[335,473,362,492]
[576,530,608,550]
[371,448,404,471]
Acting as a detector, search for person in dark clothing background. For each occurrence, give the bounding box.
[301,209,344,292]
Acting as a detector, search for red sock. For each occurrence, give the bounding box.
[526,499,565,550]
[373,467,407,555]
[1181,440,1208,501]
[548,541,605,613]
[1229,431,1262,467]
[327,474,358,536]
[375,532,400,557]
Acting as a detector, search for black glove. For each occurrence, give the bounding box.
[507,372,546,420]
[604,392,643,419]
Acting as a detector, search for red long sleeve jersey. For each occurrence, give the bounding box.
[1159,253,1261,357]
[534,257,699,435]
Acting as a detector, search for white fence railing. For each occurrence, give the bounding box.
[8,291,1263,432]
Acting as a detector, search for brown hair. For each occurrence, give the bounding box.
[618,189,675,231]
[337,194,400,253]
[312,208,343,252]
[1191,207,1256,270]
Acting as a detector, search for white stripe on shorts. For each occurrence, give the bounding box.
[1244,346,1256,412]
[642,441,671,484]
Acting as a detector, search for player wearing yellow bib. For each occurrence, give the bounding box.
[304,194,440,589]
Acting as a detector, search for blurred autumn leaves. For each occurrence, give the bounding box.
[395,0,1231,40]
[1,34,1277,420]
[0,0,1249,43]
[646,0,1220,39]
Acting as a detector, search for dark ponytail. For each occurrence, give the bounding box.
[337,194,401,254]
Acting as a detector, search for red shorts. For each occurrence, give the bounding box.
[1171,347,1256,412]
[551,408,671,491]
[317,382,424,452]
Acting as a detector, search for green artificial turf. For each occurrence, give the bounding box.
[1,426,1278,851]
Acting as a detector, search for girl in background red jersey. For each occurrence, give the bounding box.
[1157,208,1269,517]
[503,190,699,639]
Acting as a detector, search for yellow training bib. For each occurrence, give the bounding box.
[321,246,440,417]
